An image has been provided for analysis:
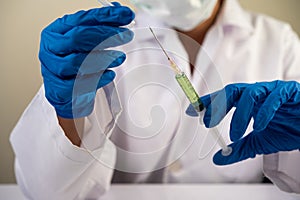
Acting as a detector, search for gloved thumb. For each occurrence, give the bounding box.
[97,70,116,89]
[213,132,260,165]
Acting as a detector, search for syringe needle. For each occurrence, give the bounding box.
[149,27,181,74]
[149,27,171,60]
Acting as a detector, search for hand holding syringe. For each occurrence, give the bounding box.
[149,27,232,156]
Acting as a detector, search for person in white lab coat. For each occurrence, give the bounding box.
[10,0,300,199]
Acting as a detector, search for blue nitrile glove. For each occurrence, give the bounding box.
[39,3,135,118]
[199,80,300,165]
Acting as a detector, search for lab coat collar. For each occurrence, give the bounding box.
[216,0,254,33]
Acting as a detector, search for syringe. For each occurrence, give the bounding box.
[149,27,232,156]
[97,0,135,27]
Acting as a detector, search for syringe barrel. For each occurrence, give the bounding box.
[175,72,204,112]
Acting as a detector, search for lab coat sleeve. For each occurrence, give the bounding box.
[10,86,117,200]
[263,25,300,194]
[282,25,300,81]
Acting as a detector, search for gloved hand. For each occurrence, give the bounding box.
[200,80,300,165]
[39,3,134,118]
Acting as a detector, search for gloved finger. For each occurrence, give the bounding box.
[203,83,248,128]
[72,70,116,96]
[40,50,126,78]
[185,104,199,117]
[230,83,276,141]
[45,69,115,104]
[44,26,133,54]
[71,70,116,119]
[45,6,135,34]
[213,131,272,165]
[185,89,221,117]
[254,81,297,131]
[79,50,126,74]
[200,91,220,107]
[96,70,116,88]
[186,89,222,117]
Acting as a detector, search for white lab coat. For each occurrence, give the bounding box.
[10,0,300,199]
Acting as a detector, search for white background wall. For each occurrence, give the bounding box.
[1,0,300,183]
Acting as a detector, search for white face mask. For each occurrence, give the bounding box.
[130,0,218,31]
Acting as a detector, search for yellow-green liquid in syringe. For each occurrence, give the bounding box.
[170,58,232,156]
[148,27,204,112]
[169,60,204,112]
[176,72,204,112]
[149,27,232,157]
